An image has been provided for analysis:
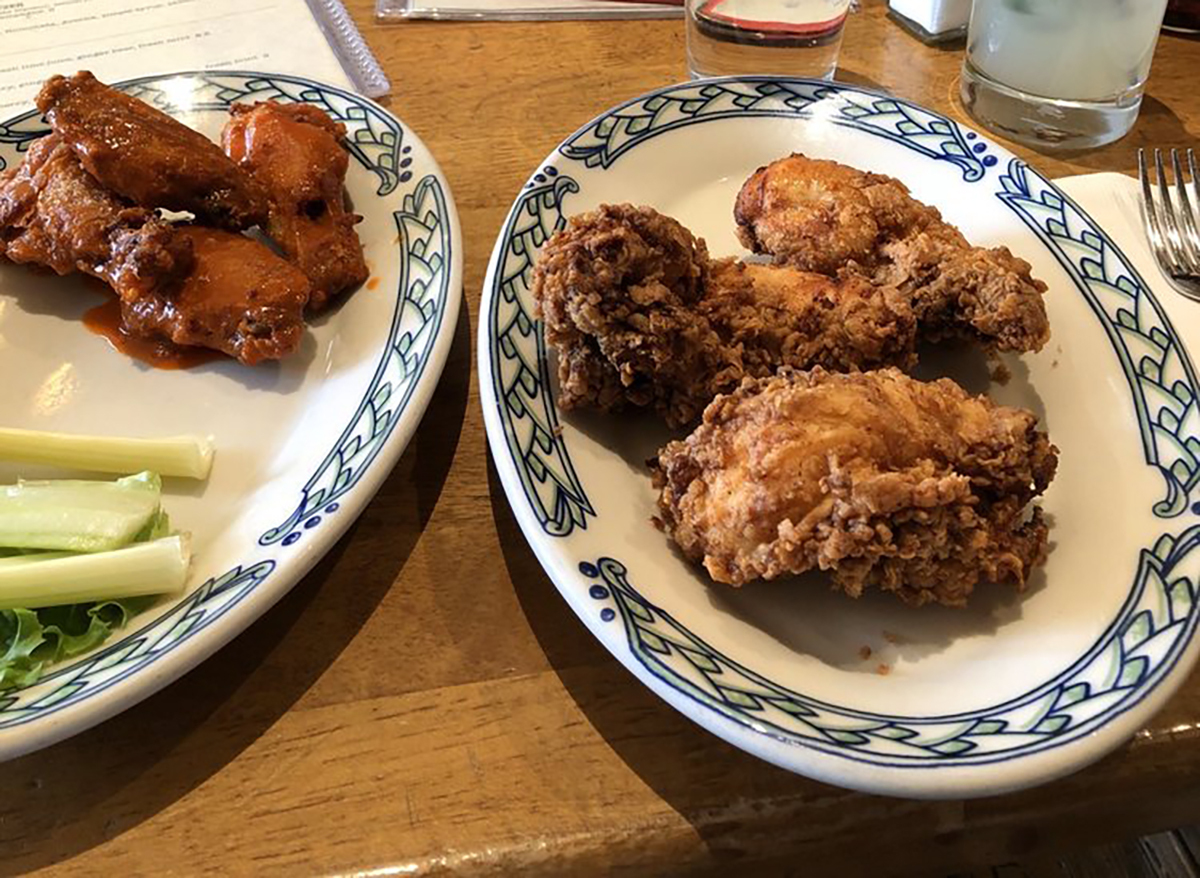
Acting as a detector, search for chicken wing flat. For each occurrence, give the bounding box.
[1,135,307,365]
[36,72,269,230]
[121,226,310,365]
[0,133,192,296]
[534,203,952,427]
[653,367,1056,607]
[222,102,367,310]
[734,154,1050,353]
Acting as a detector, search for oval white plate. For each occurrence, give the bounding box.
[478,77,1200,798]
[0,71,462,760]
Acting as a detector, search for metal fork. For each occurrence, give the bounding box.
[1139,147,1200,302]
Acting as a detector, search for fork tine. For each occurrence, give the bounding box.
[1141,148,1175,272]
[1156,148,1187,271]
[1171,148,1200,273]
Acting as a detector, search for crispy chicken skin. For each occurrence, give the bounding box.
[36,72,269,230]
[0,135,308,365]
[653,368,1056,607]
[0,134,193,295]
[734,154,1050,353]
[532,203,916,427]
[222,101,367,309]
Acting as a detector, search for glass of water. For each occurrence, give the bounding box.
[686,0,851,80]
[960,0,1168,150]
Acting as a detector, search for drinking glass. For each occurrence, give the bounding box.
[686,0,851,80]
[960,0,1169,149]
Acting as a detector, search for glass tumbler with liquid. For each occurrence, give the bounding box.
[686,0,851,80]
[960,0,1168,149]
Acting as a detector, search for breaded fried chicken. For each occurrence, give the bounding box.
[734,154,1050,353]
[533,203,916,427]
[653,367,1056,607]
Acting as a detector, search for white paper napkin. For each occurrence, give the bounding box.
[1056,171,1200,347]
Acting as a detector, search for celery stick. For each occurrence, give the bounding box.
[0,472,162,552]
[0,428,213,479]
[0,535,189,609]
[0,552,74,567]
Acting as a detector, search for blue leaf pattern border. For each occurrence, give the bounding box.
[488,169,594,537]
[560,78,990,182]
[261,174,451,547]
[0,563,276,728]
[580,535,1198,767]
[997,159,1200,519]
[0,72,455,725]
[484,76,1200,768]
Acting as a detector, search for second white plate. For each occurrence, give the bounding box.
[479,77,1200,798]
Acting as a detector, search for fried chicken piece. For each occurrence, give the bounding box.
[0,133,193,296]
[532,203,916,428]
[706,260,916,381]
[0,135,307,365]
[222,101,367,310]
[734,154,1050,353]
[37,71,269,230]
[653,367,1056,607]
[120,226,310,365]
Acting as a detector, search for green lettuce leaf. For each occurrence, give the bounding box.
[0,498,174,689]
[0,597,156,690]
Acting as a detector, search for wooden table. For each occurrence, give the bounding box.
[7,3,1200,875]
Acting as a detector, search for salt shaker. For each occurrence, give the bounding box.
[887,0,969,43]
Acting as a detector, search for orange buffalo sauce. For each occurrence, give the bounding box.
[82,297,225,370]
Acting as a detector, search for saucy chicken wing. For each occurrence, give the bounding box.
[653,367,1057,607]
[734,154,1050,353]
[1,135,308,365]
[37,72,269,230]
[121,226,311,365]
[222,101,367,310]
[0,134,193,296]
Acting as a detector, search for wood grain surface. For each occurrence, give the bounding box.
[5,2,1200,875]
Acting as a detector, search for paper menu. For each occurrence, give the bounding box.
[378,0,680,19]
[0,0,355,115]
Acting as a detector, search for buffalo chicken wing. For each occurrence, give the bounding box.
[222,101,367,309]
[37,72,269,230]
[0,134,308,364]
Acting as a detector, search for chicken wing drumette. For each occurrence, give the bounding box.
[532,203,916,427]
[222,101,368,310]
[653,367,1057,607]
[734,154,1050,353]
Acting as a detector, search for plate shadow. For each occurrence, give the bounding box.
[0,303,471,875]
